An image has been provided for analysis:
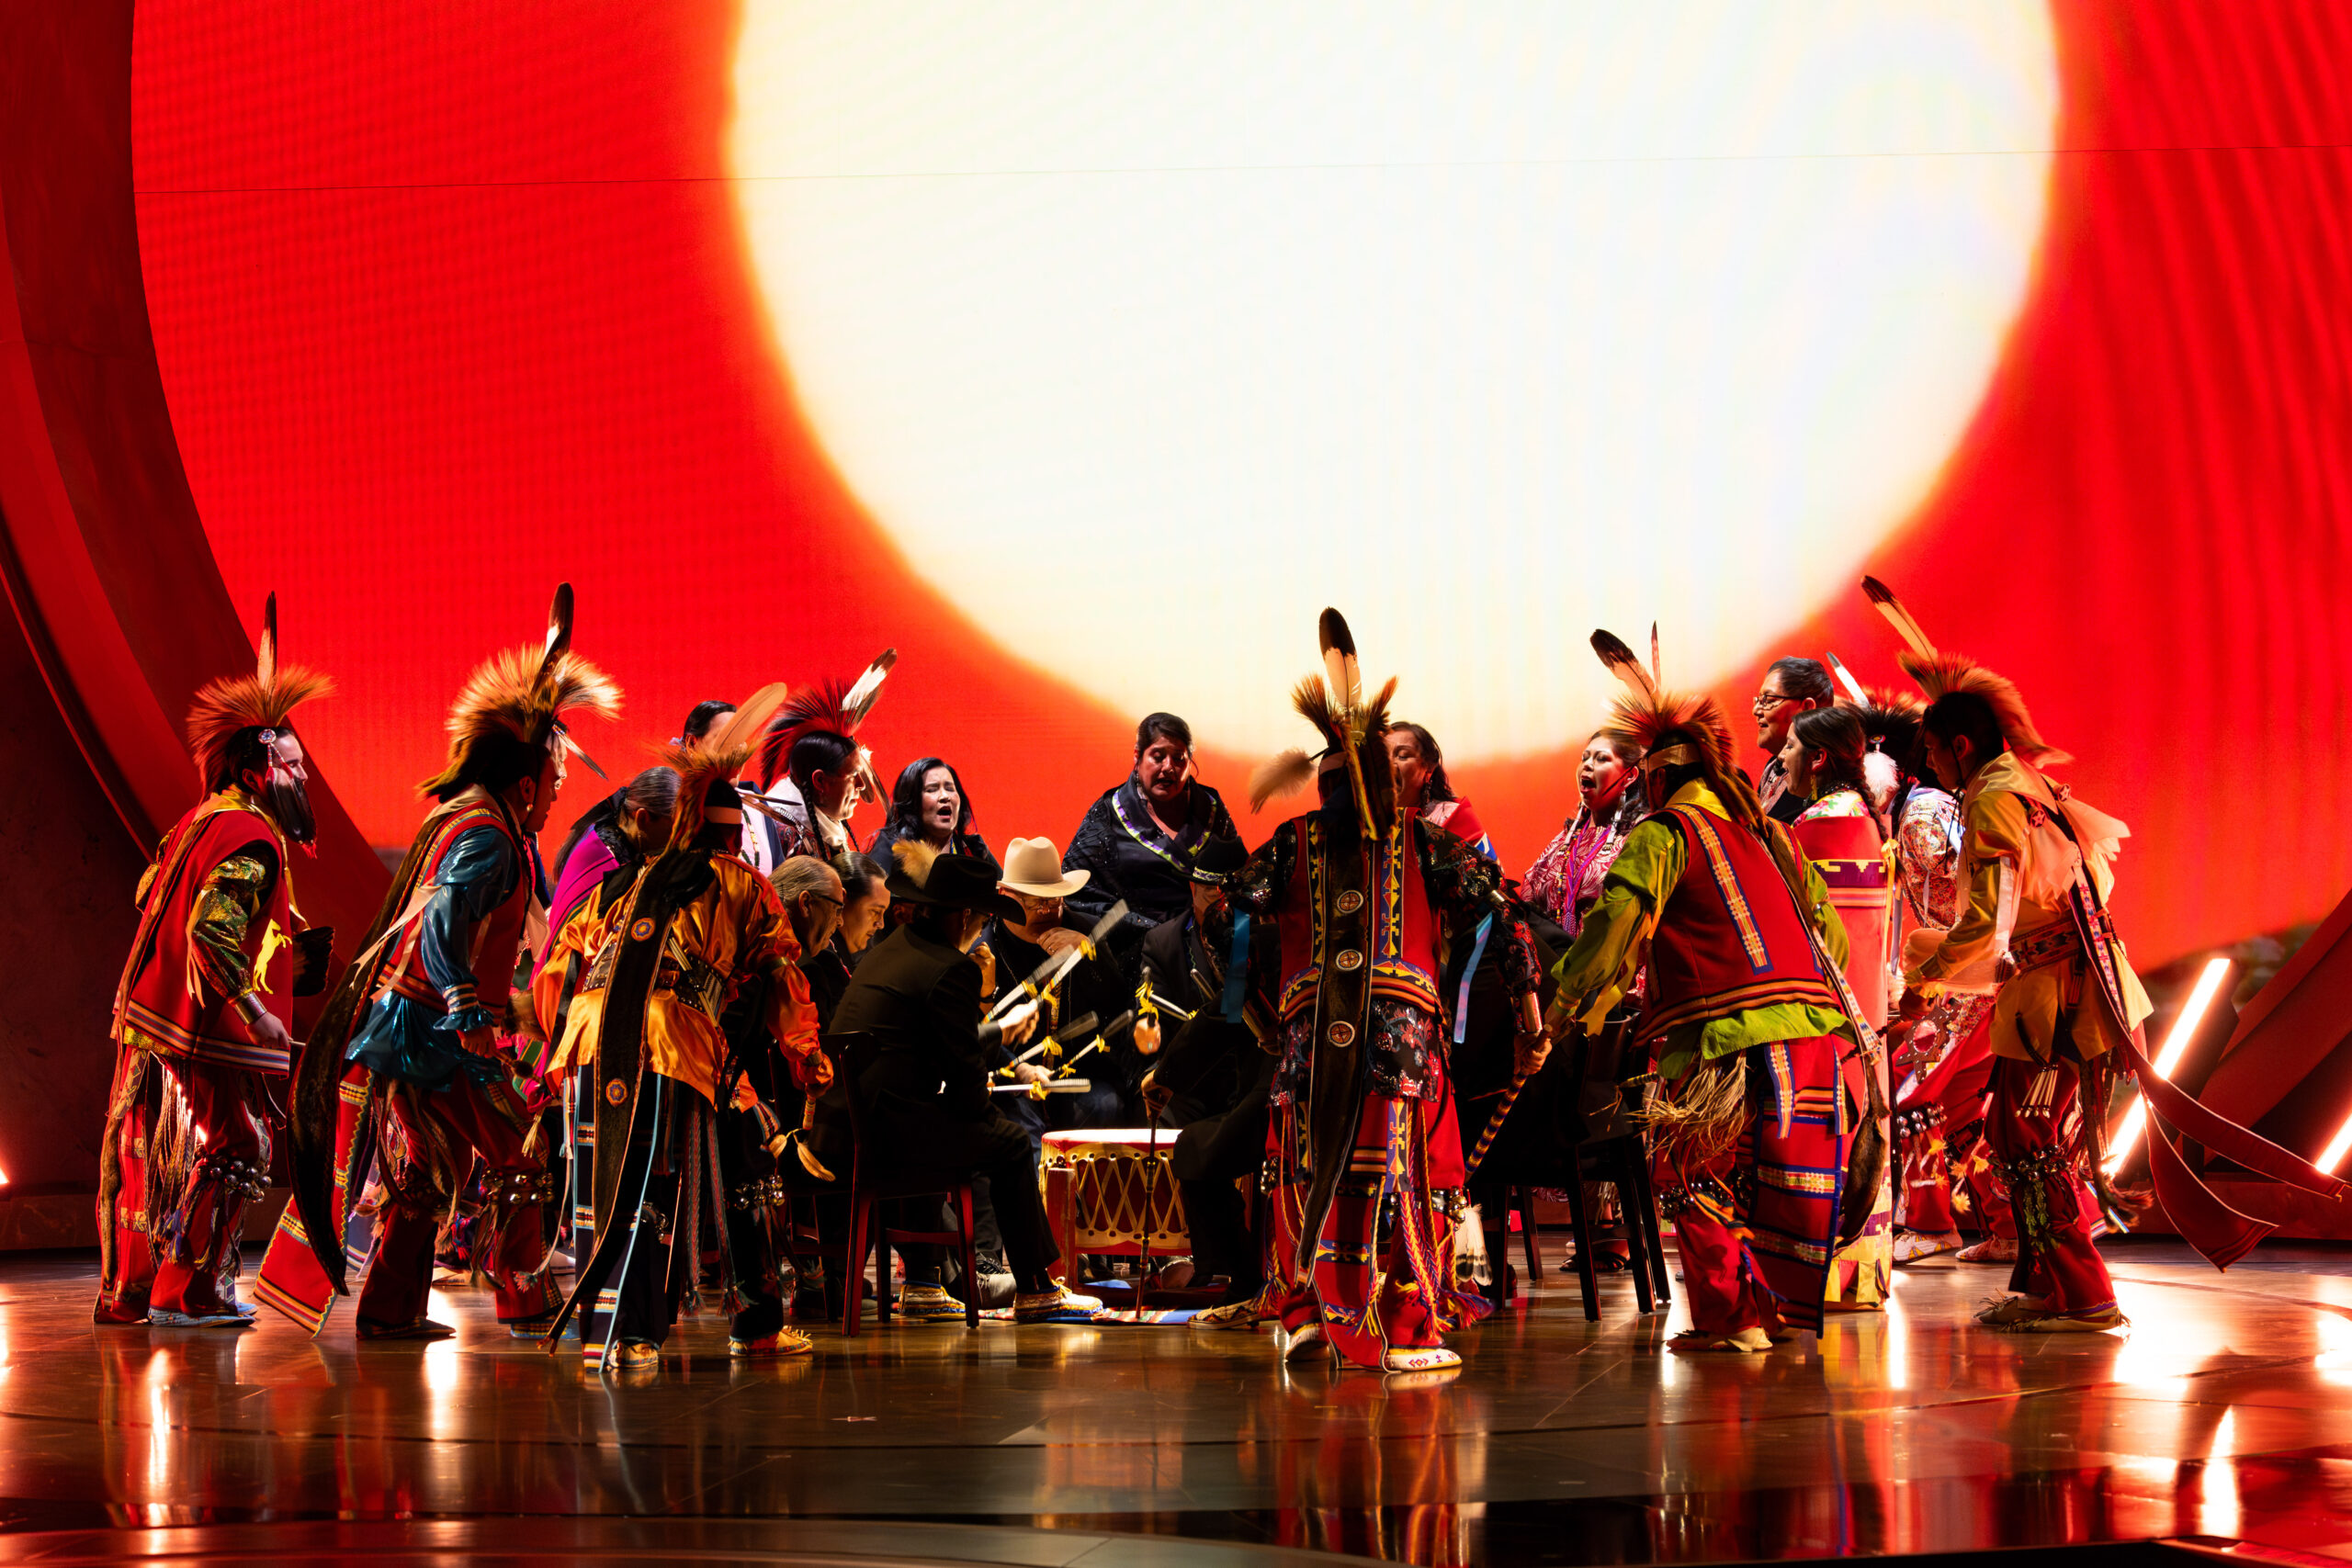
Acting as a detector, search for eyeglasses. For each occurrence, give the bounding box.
[1751,692,1797,714]
[806,891,842,908]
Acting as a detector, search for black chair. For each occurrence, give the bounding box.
[1556,1017,1671,1323]
[831,1033,981,1337]
[1477,1184,1546,1298]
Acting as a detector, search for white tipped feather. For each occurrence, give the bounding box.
[1860,576,1938,659]
[842,648,898,722]
[1317,607,1363,715]
[1826,651,1871,705]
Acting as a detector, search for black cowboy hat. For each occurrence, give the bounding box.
[886,849,1024,921]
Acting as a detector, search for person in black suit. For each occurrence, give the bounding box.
[828,848,1104,1325]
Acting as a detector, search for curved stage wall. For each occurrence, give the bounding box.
[0,6,383,1213]
[0,4,2347,1211]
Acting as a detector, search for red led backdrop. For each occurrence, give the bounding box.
[130,0,2352,968]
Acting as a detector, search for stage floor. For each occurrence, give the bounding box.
[6,1239,2352,1566]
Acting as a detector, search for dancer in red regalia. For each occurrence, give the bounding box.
[1867,577,2347,1331]
[1547,630,1864,1353]
[96,595,335,1327]
[1238,609,1544,1373]
[257,585,619,1340]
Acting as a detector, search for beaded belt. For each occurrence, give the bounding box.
[2009,908,2117,976]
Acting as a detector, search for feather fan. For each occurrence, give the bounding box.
[1248,748,1316,812]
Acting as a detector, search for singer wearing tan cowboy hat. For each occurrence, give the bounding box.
[984,839,1136,1129]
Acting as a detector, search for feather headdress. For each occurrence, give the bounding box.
[655,683,794,852]
[1592,625,1813,898]
[186,592,334,791]
[1589,627,1735,780]
[1247,607,1396,840]
[753,648,898,798]
[418,583,622,795]
[1860,576,2070,765]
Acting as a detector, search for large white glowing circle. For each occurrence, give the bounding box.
[732,5,2054,760]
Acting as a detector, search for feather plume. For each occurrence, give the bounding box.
[1860,575,1938,659]
[1853,695,1926,773]
[1602,688,1735,778]
[1248,748,1317,812]
[537,582,575,687]
[654,741,738,852]
[756,661,895,791]
[1317,607,1362,716]
[1270,609,1399,835]
[841,648,897,723]
[1825,650,1871,706]
[256,592,278,690]
[1590,628,1659,704]
[890,837,937,889]
[1590,625,1737,801]
[1649,622,1662,686]
[186,592,333,791]
[1290,673,1338,740]
[417,585,620,795]
[1896,649,2073,766]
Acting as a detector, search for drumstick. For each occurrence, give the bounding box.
[1138,1102,1160,1322]
[1003,1011,1101,1069]
[1145,988,1196,1021]
[989,1077,1094,1095]
[1052,1010,1137,1078]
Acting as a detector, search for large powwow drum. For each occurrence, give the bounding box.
[1041,1129,1190,1267]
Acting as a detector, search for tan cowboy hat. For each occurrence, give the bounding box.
[998,836,1090,898]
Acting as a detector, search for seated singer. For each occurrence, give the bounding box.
[1134,834,1280,1321]
[829,844,1105,1325]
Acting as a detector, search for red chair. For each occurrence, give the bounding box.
[833,1034,981,1337]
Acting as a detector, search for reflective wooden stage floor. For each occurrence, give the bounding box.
[6,1239,2352,1566]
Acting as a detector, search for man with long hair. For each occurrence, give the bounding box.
[96,596,334,1327]
[752,652,897,863]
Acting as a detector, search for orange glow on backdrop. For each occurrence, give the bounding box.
[130,2,2352,964]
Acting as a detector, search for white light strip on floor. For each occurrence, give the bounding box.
[2105,956,2233,1174]
[2318,1100,2352,1175]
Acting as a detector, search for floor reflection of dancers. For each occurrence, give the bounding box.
[1267,1367,1476,1565]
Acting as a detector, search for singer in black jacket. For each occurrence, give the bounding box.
[828,852,1102,1322]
